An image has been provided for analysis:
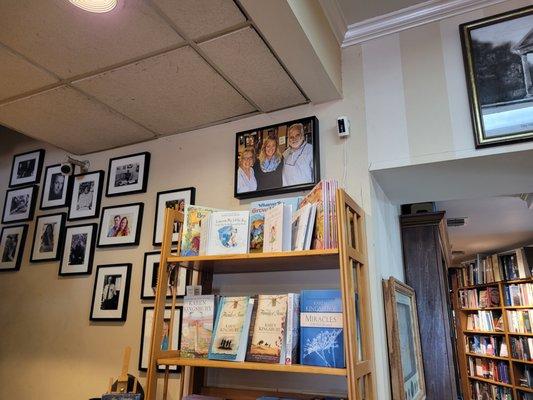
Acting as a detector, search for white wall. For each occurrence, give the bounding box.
[363,0,533,171]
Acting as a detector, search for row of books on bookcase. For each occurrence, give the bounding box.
[180,289,347,368]
[511,337,533,361]
[466,335,508,358]
[466,311,504,332]
[458,247,533,287]
[468,356,511,384]
[506,283,533,307]
[460,287,500,309]
[508,310,533,334]
[518,364,533,390]
[470,381,513,400]
[179,180,338,257]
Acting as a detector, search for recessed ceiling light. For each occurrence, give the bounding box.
[69,0,118,13]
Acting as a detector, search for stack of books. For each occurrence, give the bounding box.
[511,336,533,361]
[504,283,533,306]
[459,287,500,308]
[507,310,533,334]
[470,381,512,399]
[466,311,502,332]
[179,289,345,369]
[468,356,510,383]
[465,335,507,357]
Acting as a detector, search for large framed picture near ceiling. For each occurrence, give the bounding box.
[460,6,533,148]
[234,116,320,199]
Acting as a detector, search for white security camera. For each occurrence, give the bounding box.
[62,156,90,175]
[337,116,350,137]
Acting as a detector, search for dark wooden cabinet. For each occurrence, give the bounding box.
[400,212,461,400]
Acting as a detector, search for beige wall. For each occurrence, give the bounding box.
[363,0,533,171]
[0,45,402,400]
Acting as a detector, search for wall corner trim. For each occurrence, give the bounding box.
[318,0,347,45]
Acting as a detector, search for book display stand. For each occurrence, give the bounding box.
[144,189,375,399]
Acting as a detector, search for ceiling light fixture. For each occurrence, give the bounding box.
[69,0,117,13]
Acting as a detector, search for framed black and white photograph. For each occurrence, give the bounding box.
[59,223,97,276]
[106,152,151,197]
[90,263,132,321]
[141,251,189,300]
[234,116,320,199]
[40,164,71,210]
[153,187,195,246]
[97,202,144,248]
[30,213,66,262]
[2,185,38,224]
[138,306,182,372]
[460,6,533,147]
[0,224,28,272]
[9,149,45,188]
[68,170,104,221]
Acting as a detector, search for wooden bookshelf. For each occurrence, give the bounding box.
[451,266,533,400]
[144,189,375,400]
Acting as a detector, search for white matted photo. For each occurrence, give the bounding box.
[40,164,71,210]
[97,202,144,247]
[106,152,150,196]
[2,186,38,224]
[68,171,104,221]
[30,213,66,262]
[0,224,28,272]
[153,187,195,246]
[9,149,45,188]
[90,264,132,321]
[59,223,97,276]
[141,251,188,300]
[138,306,182,372]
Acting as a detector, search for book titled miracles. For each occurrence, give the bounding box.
[300,289,344,368]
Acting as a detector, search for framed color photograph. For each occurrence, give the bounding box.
[0,224,28,272]
[383,277,426,400]
[40,164,71,210]
[138,306,182,372]
[90,263,132,321]
[68,170,104,221]
[97,202,144,248]
[9,149,45,187]
[234,116,320,199]
[106,152,151,197]
[141,251,189,300]
[2,185,38,224]
[460,6,533,147]
[152,187,195,246]
[30,213,66,262]
[59,223,97,276]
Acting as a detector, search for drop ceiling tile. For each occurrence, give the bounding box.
[0,86,154,154]
[73,46,256,135]
[0,0,183,78]
[153,0,246,40]
[0,46,58,101]
[199,27,306,112]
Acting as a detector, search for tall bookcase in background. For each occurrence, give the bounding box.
[144,189,376,400]
[451,248,533,400]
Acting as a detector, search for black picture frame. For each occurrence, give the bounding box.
[460,6,533,148]
[105,151,151,197]
[59,223,97,276]
[68,170,105,221]
[40,164,73,210]
[152,187,196,246]
[97,202,144,248]
[90,263,132,322]
[8,149,45,188]
[234,116,320,199]
[29,212,66,263]
[138,305,183,372]
[141,251,190,300]
[0,224,28,272]
[2,185,38,224]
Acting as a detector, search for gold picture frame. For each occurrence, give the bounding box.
[383,277,426,400]
[460,6,533,148]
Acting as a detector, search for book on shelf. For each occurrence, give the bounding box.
[300,289,344,368]
[181,205,219,256]
[504,283,533,307]
[470,381,512,400]
[208,296,254,362]
[248,197,301,253]
[263,204,292,253]
[467,356,510,384]
[246,294,288,363]
[518,364,533,388]
[466,311,502,332]
[181,295,217,358]
[465,335,506,357]
[507,310,533,334]
[202,211,250,256]
[290,203,316,251]
[283,293,300,365]
[511,336,533,361]
[459,287,500,309]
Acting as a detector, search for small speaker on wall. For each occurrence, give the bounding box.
[401,202,436,215]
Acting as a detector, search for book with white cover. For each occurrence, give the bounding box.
[205,211,250,255]
[263,204,292,252]
[304,204,317,250]
[291,203,312,251]
[282,293,300,365]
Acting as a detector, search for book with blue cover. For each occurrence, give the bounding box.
[299,289,344,368]
[249,197,301,253]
